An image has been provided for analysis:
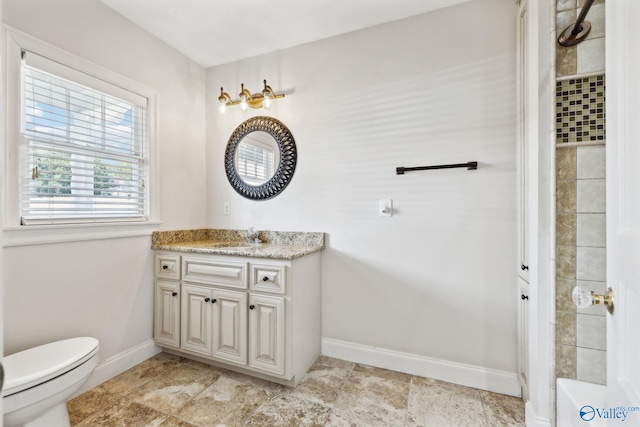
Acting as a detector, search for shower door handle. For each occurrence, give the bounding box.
[572,286,614,315]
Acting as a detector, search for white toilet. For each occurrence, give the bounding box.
[2,337,99,427]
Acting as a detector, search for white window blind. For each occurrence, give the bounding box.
[236,143,276,183]
[235,134,277,185]
[21,51,149,225]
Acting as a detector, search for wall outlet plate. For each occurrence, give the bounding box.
[223,202,231,215]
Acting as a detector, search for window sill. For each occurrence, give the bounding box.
[2,221,161,247]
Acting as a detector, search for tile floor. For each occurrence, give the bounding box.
[67,352,525,426]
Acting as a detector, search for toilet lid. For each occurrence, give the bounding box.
[2,337,99,397]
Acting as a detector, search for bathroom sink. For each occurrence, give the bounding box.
[175,241,262,251]
[213,242,259,250]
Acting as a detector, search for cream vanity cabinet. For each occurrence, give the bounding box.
[153,250,321,385]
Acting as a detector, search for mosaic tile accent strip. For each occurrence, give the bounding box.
[556,75,605,143]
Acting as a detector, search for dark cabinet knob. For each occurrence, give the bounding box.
[162,265,169,270]
[204,297,210,302]
[521,294,529,300]
[211,299,217,303]
[249,305,255,310]
[171,292,177,297]
[521,264,529,271]
[262,276,269,282]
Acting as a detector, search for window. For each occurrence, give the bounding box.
[20,51,149,225]
[236,139,276,185]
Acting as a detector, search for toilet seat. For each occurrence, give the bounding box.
[2,337,99,397]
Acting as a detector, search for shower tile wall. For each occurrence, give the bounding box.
[556,0,606,76]
[555,0,606,386]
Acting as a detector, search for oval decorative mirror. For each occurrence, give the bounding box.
[224,116,297,200]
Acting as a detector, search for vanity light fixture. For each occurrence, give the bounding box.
[218,80,284,112]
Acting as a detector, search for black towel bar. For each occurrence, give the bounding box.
[396,161,478,175]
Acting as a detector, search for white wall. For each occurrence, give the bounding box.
[1,0,520,395]
[207,0,518,381]
[2,0,207,365]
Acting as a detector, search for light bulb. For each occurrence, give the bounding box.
[219,101,227,113]
[240,99,248,110]
[263,95,271,109]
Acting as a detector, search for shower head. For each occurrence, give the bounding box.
[558,21,592,47]
[558,0,594,47]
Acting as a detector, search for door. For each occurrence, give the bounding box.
[154,280,180,348]
[515,0,530,400]
[248,294,285,375]
[181,284,213,355]
[516,0,530,282]
[606,0,640,420]
[517,277,529,400]
[211,289,247,365]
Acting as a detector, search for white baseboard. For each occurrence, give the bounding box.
[72,339,162,397]
[322,337,521,397]
[72,338,522,400]
[525,400,552,427]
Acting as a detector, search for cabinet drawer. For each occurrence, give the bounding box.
[250,264,286,294]
[155,254,181,280]
[182,256,248,289]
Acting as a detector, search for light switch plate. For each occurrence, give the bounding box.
[380,199,392,217]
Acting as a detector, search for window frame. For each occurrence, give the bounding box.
[3,27,160,246]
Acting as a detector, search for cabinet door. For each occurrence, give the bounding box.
[516,0,530,282]
[248,294,285,375]
[154,280,180,348]
[517,276,529,400]
[211,289,247,365]
[181,284,213,355]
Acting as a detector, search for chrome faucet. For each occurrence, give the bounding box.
[246,226,262,244]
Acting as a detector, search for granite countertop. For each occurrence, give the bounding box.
[151,229,325,260]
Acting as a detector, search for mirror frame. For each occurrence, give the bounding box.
[224,116,297,200]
